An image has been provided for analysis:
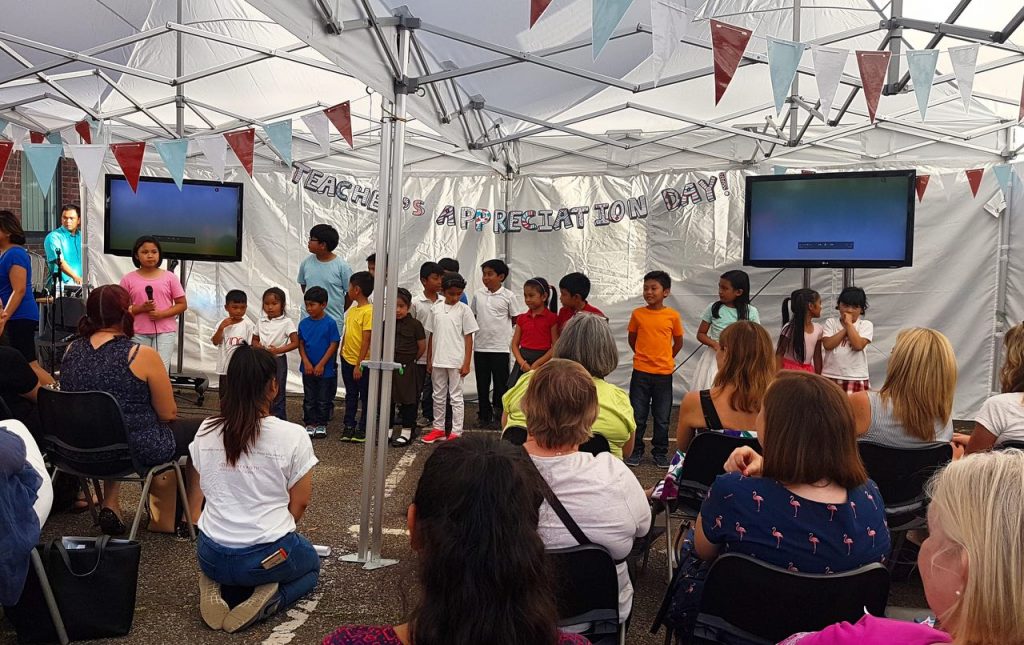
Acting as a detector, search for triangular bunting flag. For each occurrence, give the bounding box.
[915,175,929,202]
[224,128,255,177]
[593,0,635,59]
[531,0,553,27]
[993,164,1014,198]
[45,132,63,146]
[29,131,44,144]
[262,120,293,166]
[74,120,92,144]
[67,144,108,194]
[651,0,697,87]
[767,37,806,115]
[0,141,12,182]
[323,102,354,148]
[906,50,939,121]
[154,139,188,190]
[711,20,753,105]
[22,144,63,197]
[948,44,979,113]
[9,125,27,152]
[110,142,146,193]
[0,118,8,137]
[195,135,228,181]
[772,165,787,175]
[856,50,891,123]
[301,111,331,156]
[965,168,984,197]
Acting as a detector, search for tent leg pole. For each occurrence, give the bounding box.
[174,0,186,374]
[991,125,1015,395]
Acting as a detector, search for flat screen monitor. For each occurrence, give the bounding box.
[743,170,915,268]
[103,175,244,262]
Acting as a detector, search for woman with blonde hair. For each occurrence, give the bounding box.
[959,323,1024,453]
[780,449,1024,644]
[851,327,956,447]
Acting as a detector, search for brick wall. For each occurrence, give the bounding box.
[60,156,80,208]
[0,150,23,218]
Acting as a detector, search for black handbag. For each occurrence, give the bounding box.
[4,535,141,643]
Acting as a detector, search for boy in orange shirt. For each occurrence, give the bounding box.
[626,270,684,468]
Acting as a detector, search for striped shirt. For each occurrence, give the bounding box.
[859,391,952,448]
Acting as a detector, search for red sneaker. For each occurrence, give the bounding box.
[445,432,462,441]
[420,429,447,444]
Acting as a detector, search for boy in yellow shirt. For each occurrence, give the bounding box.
[626,270,684,467]
[341,271,373,443]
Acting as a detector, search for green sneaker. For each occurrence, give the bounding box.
[350,427,366,443]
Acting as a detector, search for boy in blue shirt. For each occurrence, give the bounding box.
[298,286,340,438]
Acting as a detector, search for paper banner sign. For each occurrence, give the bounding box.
[906,49,938,122]
[651,0,698,87]
[767,37,805,115]
[948,44,979,113]
[262,119,293,166]
[22,144,63,197]
[915,175,929,202]
[965,168,984,197]
[0,141,12,182]
[154,139,188,190]
[74,120,92,144]
[195,135,228,181]
[593,0,634,59]
[993,164,1014,198]
[110,142,146,193]
[531,0,553,26]
[224,128,255,177]
[301,111,331,156]
[324,102,354,148]
[68,144,108,194]
[711,20,753,105]
[29,131,44,144]
[856,50,891,123]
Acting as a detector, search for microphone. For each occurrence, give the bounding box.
[55,247,61,260]
[145,286,154,301]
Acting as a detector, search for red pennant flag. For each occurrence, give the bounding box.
[223,128,255,177]
[856,50,891,123]
[324,102,354,148]
[915,175,929,202]
[710,20,753,105]
[965,168,984,197]
[74,120,92,144]
[0,141,12,182]
[29,131,44,144]
[531,0,553,26]
[110,142,146,193]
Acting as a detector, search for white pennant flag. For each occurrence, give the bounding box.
[195,135,228,181]
[651,0,698,87]
[811,45,849,119]
[67,144,108,194]
[301,111,332,156]
[949,44,979,113]
[8,124,27,152]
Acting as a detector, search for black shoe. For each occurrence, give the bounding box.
[625,452,642,468]
[340,426,356,442]
[98,507,127,536]
[350,427,366,443]
[653,453,670,468]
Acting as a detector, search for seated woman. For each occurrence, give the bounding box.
[658,372,890,637]
[781,449,1024,644]
[850,328,955,448]
[521,359,650,625]
[59,284,203,535]
[503,313,635,459]
[322,435,591,645]
[961,322,1024,454]
[189,345,319,634]
[0,420,48,607]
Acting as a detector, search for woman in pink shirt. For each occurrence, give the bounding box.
[119,236,187,370]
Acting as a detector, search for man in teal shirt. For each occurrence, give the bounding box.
[43,204,83,286]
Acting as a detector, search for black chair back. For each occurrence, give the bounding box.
[0,395,12,419]
[673,432,762,516]
[999,440,1024,451]
[502,425,527,445]
[503,426,612,456]
[858,441,952,510]
[697,553,889,644]
[38,388,135,478]
[547,544,619,637]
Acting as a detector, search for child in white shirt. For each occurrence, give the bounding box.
[471,259,525,429]
[255,287,298,420]
[212,290,257,392]
[821,287,874,393]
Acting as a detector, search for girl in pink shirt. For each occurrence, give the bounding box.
[119,236,187,370]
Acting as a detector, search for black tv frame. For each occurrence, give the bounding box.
[103,174,244,263]
[742,169,916,269]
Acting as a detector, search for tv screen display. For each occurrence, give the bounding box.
[104,175,243,262]
[743,170,915,268]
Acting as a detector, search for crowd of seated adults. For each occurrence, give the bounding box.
[959,321,1024,454]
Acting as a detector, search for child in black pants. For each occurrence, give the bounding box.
[390,288,426,446]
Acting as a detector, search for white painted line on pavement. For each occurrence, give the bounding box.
[262,592,322,645]
[384,445,420,498]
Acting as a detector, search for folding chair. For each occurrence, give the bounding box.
[27,548,70,645]
[693,553,890,645]
[37,388,195,541]
[548,544,625,645]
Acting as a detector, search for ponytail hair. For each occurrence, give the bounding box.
[524,277,558,312]
[781,288,819,363]
[712,269,752,321]
[78,284,134,338]
[205,344,277,466]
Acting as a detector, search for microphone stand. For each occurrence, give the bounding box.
[48,248,62,379]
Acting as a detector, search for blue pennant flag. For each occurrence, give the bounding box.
[45,131,63,146]
[22,144,64,197]
[262,119,293,166]
[593,0,635,59]
[0,118,8,137]
[154,139,189,190]
[772,165,787,175]
[767,37,806,115]
[993,164,1015,198]
[906,49,939,121]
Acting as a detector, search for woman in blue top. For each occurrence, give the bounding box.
[658,371,890,637]
[0,211,48,384]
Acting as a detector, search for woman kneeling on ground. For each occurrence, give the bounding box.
[322,434,591,645]
[189,344,319,633]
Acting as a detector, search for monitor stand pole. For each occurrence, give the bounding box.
[168,259,207,406]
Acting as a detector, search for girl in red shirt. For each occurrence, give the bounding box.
[508,277,559,388]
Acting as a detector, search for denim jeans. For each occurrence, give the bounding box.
[272,355,288,421]
[133,332,176,371]
[629,369,673,458]
[340,358,368,430]
[302,373,336,426]
[197,531,320,610]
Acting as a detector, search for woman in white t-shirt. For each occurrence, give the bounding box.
[521,359,651,624]
[962,323,1024,454]
[188,345,319,634]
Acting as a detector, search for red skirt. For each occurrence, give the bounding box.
[781,358,815,373]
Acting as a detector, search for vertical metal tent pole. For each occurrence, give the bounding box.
[991,125,1015,395]
[792,0,810,293]
[174,0,186,373]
